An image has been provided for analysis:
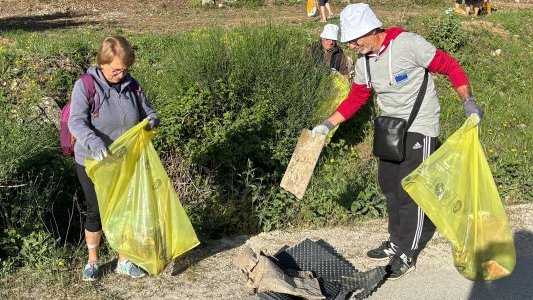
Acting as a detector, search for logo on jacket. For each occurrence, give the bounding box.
[412,142,422,150]
[394,72,408,83]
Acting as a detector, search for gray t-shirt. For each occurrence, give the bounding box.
[354,32,440,137]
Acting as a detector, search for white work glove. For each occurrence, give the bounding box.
[144,116,160,131]
[311,120,335,138]
[92,147,108,161]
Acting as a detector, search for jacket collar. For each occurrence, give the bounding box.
[88,66,133,93]
[368,26,408,58]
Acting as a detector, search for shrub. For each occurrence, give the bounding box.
[132,25,332,235]
[427,14,467,53]
[0,41,86,273]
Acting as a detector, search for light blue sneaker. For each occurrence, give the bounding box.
[115,260,147,279]
[82,262,99,281]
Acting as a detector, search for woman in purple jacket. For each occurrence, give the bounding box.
[68,36,160,281]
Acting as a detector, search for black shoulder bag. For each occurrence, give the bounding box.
[367,57,429,161]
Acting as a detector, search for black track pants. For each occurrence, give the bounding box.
[76,163,102,232]
[378,132,436,258]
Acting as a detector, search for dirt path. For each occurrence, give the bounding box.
[7,202,532,299]
[1,1,529,34]
[0,0,308,33]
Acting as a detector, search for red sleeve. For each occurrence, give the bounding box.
[427,49,470,88]
[336,82,372,119]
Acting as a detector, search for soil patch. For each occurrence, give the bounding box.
[1,1,528,34]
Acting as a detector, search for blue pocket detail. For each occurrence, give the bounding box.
[394,72,408,83]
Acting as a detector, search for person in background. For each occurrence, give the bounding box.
[481,0,492,15]
[312,3,483,280]
[455,0,481,16]
[455,0,468,15]
[310,24,350,78]
[466,0,481,16]
[69,36,160,281]
[318,0,335,23]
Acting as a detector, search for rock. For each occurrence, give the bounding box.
[10,80,18,90]
[38,96,61,129]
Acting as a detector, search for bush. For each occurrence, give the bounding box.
[132,25,333,235]
[0,40,86,273]
[427,14,467,53]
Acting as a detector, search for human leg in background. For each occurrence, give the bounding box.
[465,0,474,15]
[325,2,334,19]
[318,0,327,22]
[455,0,466,15]
[485,0,491,14]
[473,0,481,16]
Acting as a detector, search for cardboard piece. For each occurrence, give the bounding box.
[280,129,326,199]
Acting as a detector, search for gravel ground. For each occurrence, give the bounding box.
[9,202,526,300]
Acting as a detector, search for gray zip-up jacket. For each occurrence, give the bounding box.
[68,66,159,166]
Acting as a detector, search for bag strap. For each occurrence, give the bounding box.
[79,73,101,118]
[366,56,378,120]
[365,55,372,85]
[366,56,428,129]
[129,78,141,99]
[406,69,428,129]
[129,78,142,105]
[128,78,145,120]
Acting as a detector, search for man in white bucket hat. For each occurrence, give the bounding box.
[310,24,350,77]
[312,3,483,280]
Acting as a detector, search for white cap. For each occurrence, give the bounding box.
[340,3,382,43]
[320,24,339,41]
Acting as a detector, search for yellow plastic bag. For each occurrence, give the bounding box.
[402,115,515,281]
[312,71,350,141]
[86,120,200,275]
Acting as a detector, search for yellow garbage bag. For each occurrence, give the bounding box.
[86,120,200,275]
[312,71,350,141]
[401,115,515,281]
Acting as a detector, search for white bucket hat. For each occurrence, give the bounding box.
[340,3,382,43]
[320,24,339,41]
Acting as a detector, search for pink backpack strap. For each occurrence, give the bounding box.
[129,78,141,98]
[79,73,101,117]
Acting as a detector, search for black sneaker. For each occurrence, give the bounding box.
[367,240,398,261]
[387,253,415,280]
